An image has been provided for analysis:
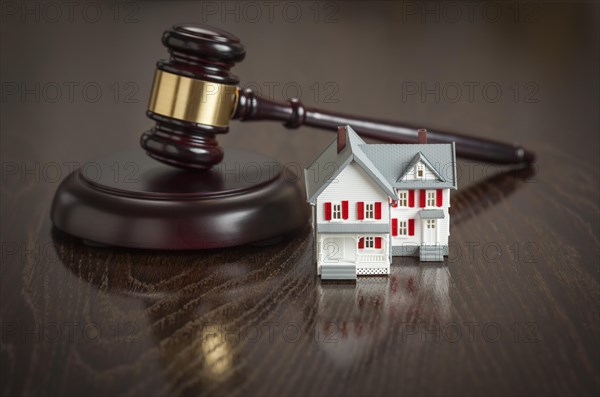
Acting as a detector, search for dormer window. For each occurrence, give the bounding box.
[416,164,424,179]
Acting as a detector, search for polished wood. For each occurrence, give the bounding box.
[1,2,598,396]
[141,24,246,169]
[50,149,310,249]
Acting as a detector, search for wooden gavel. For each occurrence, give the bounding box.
[141,24,535,170]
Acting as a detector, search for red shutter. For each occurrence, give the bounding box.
[357,201,364,220]
[392,218,398,236]
[408,219,415,236]
[358,237,364,249]
[342,200,349,219]
[392,197,398,208]
[375,237,382,249]
[324,202,332,220]
[419,190,426,207]
[375,202,382,219]
[436,189,443,207]
[409,190,415,207]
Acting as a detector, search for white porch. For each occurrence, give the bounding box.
[317,233,390,278]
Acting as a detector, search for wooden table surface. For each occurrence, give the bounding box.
[1,1,598,396]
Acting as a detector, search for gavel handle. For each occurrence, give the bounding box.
[234,88,535,165]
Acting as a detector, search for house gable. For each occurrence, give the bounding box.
[359,142,457,190]
[315,161,390,224]
[397,152,445,183]
[305,126,396,203]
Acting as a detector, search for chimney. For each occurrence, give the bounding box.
[418,128,428,144]
[337,126,347,153]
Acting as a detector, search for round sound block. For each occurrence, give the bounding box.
[51,149,310,249]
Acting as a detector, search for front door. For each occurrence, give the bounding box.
[423,219,438,245]
[322,237,343,264]
[321,237,358,264]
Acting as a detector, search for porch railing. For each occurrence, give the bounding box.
[357,253,387,263]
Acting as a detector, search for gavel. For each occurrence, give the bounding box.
[141,24,535,170]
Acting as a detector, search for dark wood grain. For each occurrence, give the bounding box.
[1,1,598,396]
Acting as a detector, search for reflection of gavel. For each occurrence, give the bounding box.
[142,24,535,170]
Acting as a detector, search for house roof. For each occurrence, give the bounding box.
[304,126,396,203]
[360,143,457,189]
[305,126,457,203]
[396,152,445,182]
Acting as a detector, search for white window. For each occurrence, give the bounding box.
[398,220,408,236]
[397,191,408,207]
[364,237,374,248]
[332,203,342,220]
[416,164,425,179]
[427,191,436,207]
[426,219,436,229]
[364,203,374,219]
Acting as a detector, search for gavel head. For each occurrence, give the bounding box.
[141,24,246,169]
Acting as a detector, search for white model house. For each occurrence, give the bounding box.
[305,125,457,280]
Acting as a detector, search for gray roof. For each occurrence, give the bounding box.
[305,126,396,203]
[360,143,457,189]
[305,126,457,203]
[420,209,445,219]
[396,152,445,182]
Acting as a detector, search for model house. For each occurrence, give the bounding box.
[305,125,457,280]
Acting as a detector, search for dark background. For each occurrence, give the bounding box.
[1,1,599,396]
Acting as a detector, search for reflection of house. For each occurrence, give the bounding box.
[315,265,451,366]
[305,125,457,279]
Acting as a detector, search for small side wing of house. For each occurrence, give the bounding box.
[304,126,396,203]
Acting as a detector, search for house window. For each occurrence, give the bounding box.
[364,237,374,248]
[398,220,408,236]
[398,191,408,207]
[426,219,436,229]
[427,191,436,207]
[364,203,374,219]
[416,164,424,179]
[332,203,342,220]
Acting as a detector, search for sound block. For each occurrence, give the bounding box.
[51,149,310,250]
